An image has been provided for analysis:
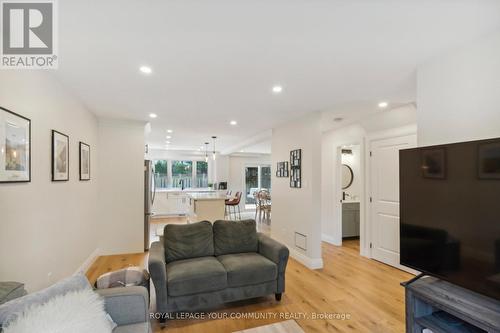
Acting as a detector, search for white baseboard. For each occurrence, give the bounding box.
[75,248,101,274]
[321,233,341,246]
[288,247,323,270]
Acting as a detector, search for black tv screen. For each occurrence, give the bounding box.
[400,137,500,300]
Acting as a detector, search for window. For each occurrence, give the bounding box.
[154,160,168,189]
[261,166,271,190]
[153,159,209,189]
[244,164,271,205]
[196,161,208,188]
[171,160,192,188]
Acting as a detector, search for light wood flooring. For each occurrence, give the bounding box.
[87,221,412,333]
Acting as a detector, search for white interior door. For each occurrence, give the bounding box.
[370,134,417,268]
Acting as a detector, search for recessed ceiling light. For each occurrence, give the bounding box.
[140,66,152,74]
[272,85,283,94]
[167,129,173,133]
[166,135,172,139]
[149,113,157,119]
[378,101,389,109]
[230,120,237,126]
[165,141,171,144]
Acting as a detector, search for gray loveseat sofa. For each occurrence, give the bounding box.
[148,219,289,319]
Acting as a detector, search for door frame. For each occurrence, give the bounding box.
[334,141,365,252]
[365,124,419,273]
[242,163,272,210]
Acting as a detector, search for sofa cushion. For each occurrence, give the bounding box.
[217,253,277,287]
[166,257,227,297]
[164,221,214,263]
[213,220,258,256]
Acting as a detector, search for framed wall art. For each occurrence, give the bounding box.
[79,142,90,181]
[52,130,69,181]
[276,161,289,177]
[290,148,302,188]
[0,107,31,183]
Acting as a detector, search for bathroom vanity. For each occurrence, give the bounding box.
[342,201,360,238]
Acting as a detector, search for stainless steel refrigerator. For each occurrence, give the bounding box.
[144,160,156,251]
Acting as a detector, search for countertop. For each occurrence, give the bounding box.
[342,200,360,204]
[155,188,217,193]
[188,192,228,201]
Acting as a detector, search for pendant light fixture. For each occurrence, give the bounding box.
[212,136,217,160]
[204,142,209,163]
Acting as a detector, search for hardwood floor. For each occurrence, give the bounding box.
[86,239,412,333]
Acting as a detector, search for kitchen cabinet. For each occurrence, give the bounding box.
[152,191,189,216]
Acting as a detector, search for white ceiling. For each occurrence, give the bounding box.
[55,0,500,153]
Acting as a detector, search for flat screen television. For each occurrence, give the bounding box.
[400,137,500,300]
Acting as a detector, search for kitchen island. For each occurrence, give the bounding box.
[187,192,227,223]
[152,188,215,217]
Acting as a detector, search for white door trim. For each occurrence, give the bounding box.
[365,125,419,274]
[333,141,368,256]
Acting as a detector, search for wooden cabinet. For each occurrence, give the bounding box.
[342,202,360,238]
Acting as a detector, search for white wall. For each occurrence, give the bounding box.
[271,112,323,269]
[97,119,145,254]
[417,29,500,146]
[321,104,417,252]
[0,71,99,291]
[215,155,230,185]
[341,145,361,200]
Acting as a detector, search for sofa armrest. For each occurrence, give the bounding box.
[148,241,168,314]
[96,286,148,326]
[257,233,289,293]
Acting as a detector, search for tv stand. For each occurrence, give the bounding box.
[404,276,500,333]
[400,273,426,287]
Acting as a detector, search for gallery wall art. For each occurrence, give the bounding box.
[0,107,31,183]
[276,161,289,177]
[290,148,302,188]
[52,130,69,181]
[79,142,90,181]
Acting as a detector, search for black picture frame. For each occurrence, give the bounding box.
[290,149,302,188]
[421,148,446,179]
[478,140,500,180]
[79,142,90,181]
[276,161,289,177]
[0,107,31,183]
[51,130,69,181]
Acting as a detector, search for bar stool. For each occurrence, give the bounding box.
[225,192,242,220]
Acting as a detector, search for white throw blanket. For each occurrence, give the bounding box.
[3,288,113,333]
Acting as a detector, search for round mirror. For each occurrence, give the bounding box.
[341,164,354,190]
